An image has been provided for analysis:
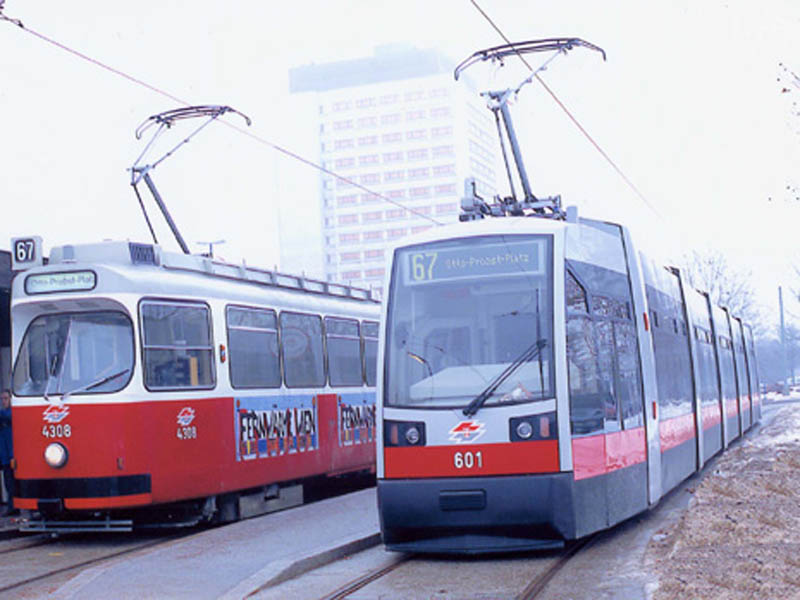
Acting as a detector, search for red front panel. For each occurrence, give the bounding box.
[384,440,559,479]
[14,392,375,510]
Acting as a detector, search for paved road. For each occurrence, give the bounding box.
[38,488,379,599]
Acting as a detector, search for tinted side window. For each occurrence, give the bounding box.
[363,320,379,386]
[595,319,619,432]
[645,275,694,417]
[141,301,215,390]
[566,261,643,435]
[615,320,644,428]
[326,317,362,386]
[566,315,604,435]
[281,312,325,387]
[227,306,280,388]
[566,270,588,313]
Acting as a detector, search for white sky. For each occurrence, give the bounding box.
[1,0,799,328]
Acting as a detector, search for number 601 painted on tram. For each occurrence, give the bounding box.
[453,450,483,469]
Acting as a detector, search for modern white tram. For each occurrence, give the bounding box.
[9,238,380,531]
[376,214,761,553]
[376,36,762,554]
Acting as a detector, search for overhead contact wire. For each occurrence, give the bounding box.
[0,9,443,225]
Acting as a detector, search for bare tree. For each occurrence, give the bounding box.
[777,62,800,202]
[681,250,761,333]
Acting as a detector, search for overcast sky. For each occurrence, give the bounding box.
[1,0,798,329]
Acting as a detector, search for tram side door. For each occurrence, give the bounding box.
[625,238,662,506]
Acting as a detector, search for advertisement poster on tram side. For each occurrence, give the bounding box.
[338,393,376,447]
[235,395,318,461]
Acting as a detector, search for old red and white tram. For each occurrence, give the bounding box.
[9,239,379,531]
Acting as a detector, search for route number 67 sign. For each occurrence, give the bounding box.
[11,236,43,270]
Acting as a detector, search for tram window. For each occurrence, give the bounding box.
[385,234,555,409]
[226,306,280,389]
[592,296,630,321]
[13,311,135,397]
[650,310,659,328]
[362,320,379,386]
[566,271,588,313]
[280,312,325,388]
[596,320,620,431]
[326,317,362,387]
[615,321,644,428]
[566,315,603,435]
[141,301,215,390]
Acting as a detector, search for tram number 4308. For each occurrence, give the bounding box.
[453,450,483,469]
[177,426,197,440]
[42,424,72,438]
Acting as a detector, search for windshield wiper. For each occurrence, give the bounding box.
[62,368,131,401]
[462,339,547,417]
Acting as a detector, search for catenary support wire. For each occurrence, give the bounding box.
[0,6,442,226]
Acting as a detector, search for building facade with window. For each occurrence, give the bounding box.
[284,45,497,294]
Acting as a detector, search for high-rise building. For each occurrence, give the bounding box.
[283,44,497,294]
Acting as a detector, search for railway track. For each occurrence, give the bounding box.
[309,535,598,600]
[317,554,411,600]
[515,535,598,600]
[0,529,195,596]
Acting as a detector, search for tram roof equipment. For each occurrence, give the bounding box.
[454,38,606,222]
[129,105,251,255]
[37,239,380,302]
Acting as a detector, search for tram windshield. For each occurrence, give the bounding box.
[13,311,135,397]
[385,234,554,409]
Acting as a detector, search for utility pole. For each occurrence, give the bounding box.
[780,286,789,394]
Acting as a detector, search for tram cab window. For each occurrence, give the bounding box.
[141,301,215,390]
[326,317,362,387]
[226,306,280,388]
[362,320,379,386]
[280,312,325,388]
[384,234,554,410]
[13,311,135,397]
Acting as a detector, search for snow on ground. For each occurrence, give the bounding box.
[645,400,800,599]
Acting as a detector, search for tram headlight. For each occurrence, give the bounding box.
[44,442,69,469]
[405,426,421,445]
[510,412,557,442]
[515,421,534,439]
[384,420,426,447]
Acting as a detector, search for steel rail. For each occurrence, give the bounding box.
[317,554,412,600]
[515,534,598,600]
[0,530,194,595]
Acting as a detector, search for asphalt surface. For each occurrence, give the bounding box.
[39,487,380,599]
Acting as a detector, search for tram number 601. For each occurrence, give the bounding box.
[453,451,483,470]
